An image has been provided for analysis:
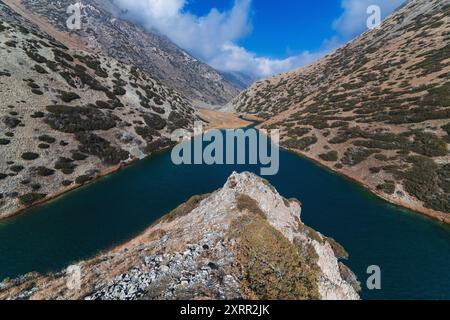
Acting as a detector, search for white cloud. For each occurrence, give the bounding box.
[111,0,405,79]
[333,0,406,38]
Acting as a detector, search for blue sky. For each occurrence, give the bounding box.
[186,0,343,59]
[114,0,406,78]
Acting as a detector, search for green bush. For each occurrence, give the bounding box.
[0,138,10,145]
[21,152,39,160]
[377,181,396,195]
[55,157,77,174]
[76,132,129,165]
[38,135,56,144]
[10,165,24,173]
[19,193,46,206]
[36,166,55,177]
[75,175,92,185]
[34,64,48,74]
[59,91,81,103]
[319,151,338,162]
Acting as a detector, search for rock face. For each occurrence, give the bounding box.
[0,172,360,300]
[0,1,202,218]
[230,0,450,221]
[8,0,240,106]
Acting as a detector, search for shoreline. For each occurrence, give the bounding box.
[1,115,448,226]
[0,111,249,222]
[282,146,450,226]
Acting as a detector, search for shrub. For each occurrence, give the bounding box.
[75,175,92,185]
[143,113,166,130]
[19,193,46,206]
[377,181,396,195]
[34,64,48,74]
[71,152,87,161]
[10,165,24,173]
[0,173,8,180]
[59,91,81,103]
[3,116,21,128]
[62,180,73,187]
[38,135,56,144]
[31,89,44,95]
[21,152,39,160]
[319,151,338,162]
[31,111,45,118]
[55,157,77,174]
[45,105,117,133]
[36,166,55,177]
[95,100,113,110]
[0,138,10,145]
[76,132,129,165]
[113,86,126,96]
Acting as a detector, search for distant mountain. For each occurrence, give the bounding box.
[8,0,241,106]
[221,70,259,89]
[231,0,450,222]
[0,0,201,218]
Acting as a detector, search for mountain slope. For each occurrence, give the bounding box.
[0,0,201,218]
[0,172,360,300]
[5,0,240,106]
[231,0,450,222]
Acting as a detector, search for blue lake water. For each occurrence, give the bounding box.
[0,135,449,300]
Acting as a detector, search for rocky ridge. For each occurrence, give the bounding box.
[8,0,241,106]
[0,172,360,300]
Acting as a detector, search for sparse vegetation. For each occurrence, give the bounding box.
[21,152,39,161]
[19,193,46,206]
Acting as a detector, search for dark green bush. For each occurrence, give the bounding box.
[31,111,45,118]
[59,91,81,103]
[76,132,129,165]
[45,105,117,133]
[0,138,10,145]
[38,143,50,149]
[34,64,48,74]
[71,152,88,161]
[38,135,56,144]
[21,152,39,160]
[144,113,166,130]
[62,180,73,187]
[377,181,396,195]
[10,165,24,173]
[75,175,92,185]
[55,157,77,174]
[36,166,55,177]
[19,193,46,206]
[319,151,338,162]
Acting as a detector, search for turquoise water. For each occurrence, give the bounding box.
[0,136,450,299]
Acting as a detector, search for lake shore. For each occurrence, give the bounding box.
[2,110,448,226]
[282,146,450,226]
[0,111,250,222]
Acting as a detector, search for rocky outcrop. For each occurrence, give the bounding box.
[0,172,360,300]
